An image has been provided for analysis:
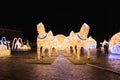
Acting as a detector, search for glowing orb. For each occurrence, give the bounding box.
[55,34,67,50]
[109,32,120,54]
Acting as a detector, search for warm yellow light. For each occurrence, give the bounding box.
[0,50,11,57]
[109,32,120,47]
[36,22,97,60]
[37,22,46,36]
[109,32,120,54]
[55,34,67,50]
[0,37,11,57]
[79,23,90,40]
[12,37,31,51]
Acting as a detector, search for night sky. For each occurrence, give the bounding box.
[0,1,120,46]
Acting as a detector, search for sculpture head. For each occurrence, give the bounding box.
[69,31,75,38]
[79,23,90,39]
[48,30,53,37]
[37,22,46,36]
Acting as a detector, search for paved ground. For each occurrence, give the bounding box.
[0,49,120,80]
[90,52,120,73]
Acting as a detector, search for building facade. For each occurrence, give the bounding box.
[0,27,22,41]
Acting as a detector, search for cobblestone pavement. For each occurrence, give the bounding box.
[0,51,120,80]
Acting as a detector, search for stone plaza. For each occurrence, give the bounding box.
[0,48,120,80]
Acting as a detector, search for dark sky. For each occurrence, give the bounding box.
[0,1,120,46]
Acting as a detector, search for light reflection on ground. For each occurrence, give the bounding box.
[108,54,120,59]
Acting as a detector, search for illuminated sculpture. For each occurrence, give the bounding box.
[37,22,51,60]
[100,40,109,53]
[66,31,76,54]
[86,36,97,49]
[0,37,10,57]
[12,37,31,51]
[48,30,58,53]
[36,22,97,60]
[85,36,97,56]
[55,34,67,50]
[109,32,120,54]
[75,23,90,59]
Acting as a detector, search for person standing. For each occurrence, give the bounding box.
[104,43,109,55]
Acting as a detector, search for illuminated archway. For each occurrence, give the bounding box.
[12,37,31,51]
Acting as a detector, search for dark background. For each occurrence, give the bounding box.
[0,1,120,47]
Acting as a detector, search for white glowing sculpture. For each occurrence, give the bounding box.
[86,36,97,49]
[66,31,76,54]
[0,37,11,57]
[75,23,90,59]
[55,34,67,50]
[48,30,58,53]
[78,23,90,40]
[109,32,120,54]
[37,22,51,59]
[36,22,97,60]
[12,37,31,51]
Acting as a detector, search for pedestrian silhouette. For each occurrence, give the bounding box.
[104,43,109,55]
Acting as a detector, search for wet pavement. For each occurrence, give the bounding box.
[0,49,120,80]
[90,52,120,74]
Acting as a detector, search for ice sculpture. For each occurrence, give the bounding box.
[12,37,31,51]
[109,32,120,54]
[0,37,11,57]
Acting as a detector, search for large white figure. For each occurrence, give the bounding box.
[75,23,90,59]
[66,31,76,54]
[36,22,97,60]
[109,32,120,54]
[37,22,51,59]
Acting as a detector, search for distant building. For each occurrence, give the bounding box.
[0,26,23,41]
